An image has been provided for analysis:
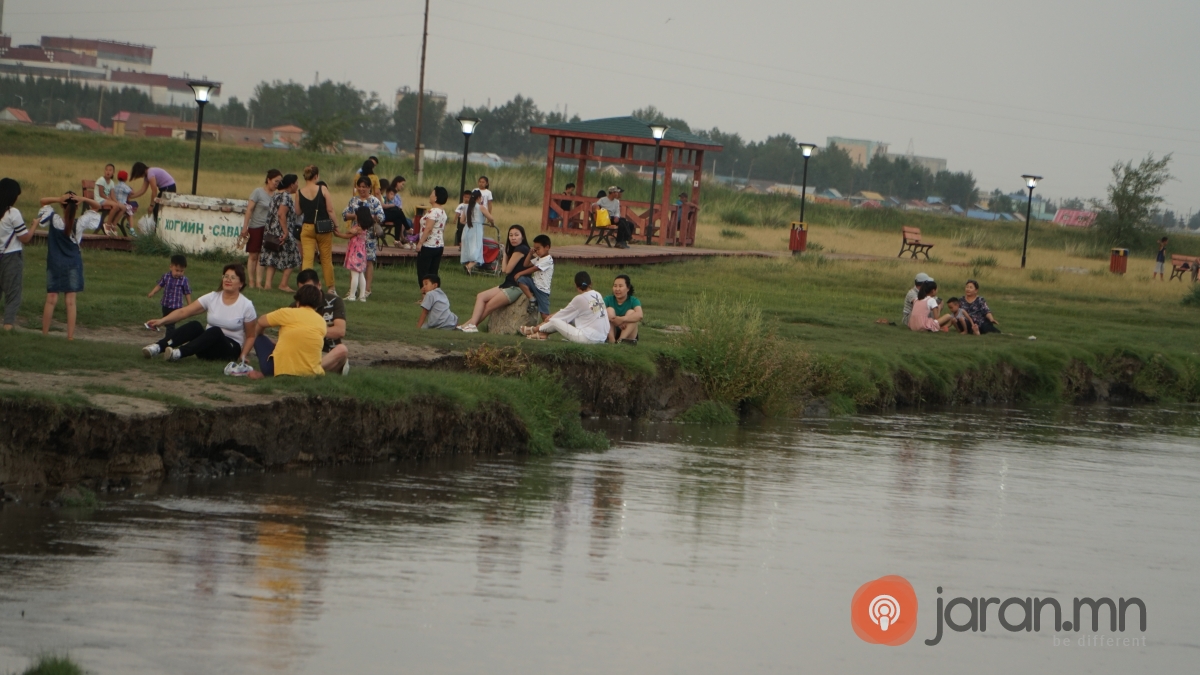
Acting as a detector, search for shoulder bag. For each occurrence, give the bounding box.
[313,187,334,235]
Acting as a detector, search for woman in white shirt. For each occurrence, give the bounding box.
[1,177,33,331]
[523,271,609,344]
[142,263,258,363]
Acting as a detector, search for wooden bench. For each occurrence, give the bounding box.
[585,208,617,247]
[1169,254,1200,281]
[81,179,131,237]
[898,226,934,259]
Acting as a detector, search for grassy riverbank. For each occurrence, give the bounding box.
[4,125,1200,443]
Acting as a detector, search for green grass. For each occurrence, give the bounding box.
[19,655,84,675]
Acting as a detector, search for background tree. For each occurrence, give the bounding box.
[1093,153,1173,246]
[295,113,351,153]
[988,189,1015,214]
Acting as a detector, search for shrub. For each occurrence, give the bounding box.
[1182,285,1200,307]
[22,654,84,675]
[718,205,753,225]
[719,228,746,239]
[1029,269,1059,283]
[968,255,998,268]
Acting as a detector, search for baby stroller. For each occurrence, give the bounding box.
[478,223,504,276]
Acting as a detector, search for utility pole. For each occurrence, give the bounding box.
[413,0,430,184]
[97,86,104,125]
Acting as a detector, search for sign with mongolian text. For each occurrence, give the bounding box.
[156,195,248,254]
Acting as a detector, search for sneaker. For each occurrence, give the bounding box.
[363,291,372,299]
[458,324,479,333]
[359,296,367,303]
[528,299,538,311]
[346,294,357,302]
[341,360,351,376]
[224,361,254,377]
[161,348,182,362]
[620,338,639,346]
[142,343,161,359]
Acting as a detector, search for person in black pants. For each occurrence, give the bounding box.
[416,186,449,288]
[142,263,258,363]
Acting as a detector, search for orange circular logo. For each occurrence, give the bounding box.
[851,575,918,646]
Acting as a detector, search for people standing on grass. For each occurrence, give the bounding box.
[128,163,177,221]
[416,186,449,288]
[147,254,191,340]
[298,166,342,294]
[459,189,493,274]
[605,274,642,345]
[342,176,384,297]
[260,174,302,291]
[457,225,531,333]
[0,178,31,331]
[39,192,98,341]
[522,271,609,344]
[142,263,257,363]
[1154,237,1168,280]
[960,280,1000,334]
[477,176,494,212]
[357,157,381,198]
[241,169,282,289]
[342,205,373,302]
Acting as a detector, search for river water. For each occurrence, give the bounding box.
[1,406,1197,674]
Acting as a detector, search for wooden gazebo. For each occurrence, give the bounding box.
[530,117,722,247]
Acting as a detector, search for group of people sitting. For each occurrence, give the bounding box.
[902,272,1000,334]
[141,261,349,379]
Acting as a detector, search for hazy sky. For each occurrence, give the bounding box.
[6,0,1200,212]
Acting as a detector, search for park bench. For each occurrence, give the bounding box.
[898,226,934,259]
[585,208,617,247]
[81,179,131,237]
[1169,254,1200,281]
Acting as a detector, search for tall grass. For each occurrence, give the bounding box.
[20,654,84,675]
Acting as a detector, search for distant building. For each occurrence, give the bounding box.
[109,110,278,147]
[828,136,889,167]
[0,107,31,123]
[886,153,947,174]
[395,86,447,109]
[0,35,219,107]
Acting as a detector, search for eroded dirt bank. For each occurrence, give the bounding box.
[0,396,528,487]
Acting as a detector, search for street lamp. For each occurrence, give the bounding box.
[646,123,669,245]
[456,115,481,213]
[1020,174,1042,269]
[799,143,816,223]
[187,79,218,195]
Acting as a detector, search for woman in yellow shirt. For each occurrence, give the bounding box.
[245,285,327,378]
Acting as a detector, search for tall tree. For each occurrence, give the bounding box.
[1094,153,1173,245]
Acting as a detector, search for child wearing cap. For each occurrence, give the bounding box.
[902,272,932,326]
[102,169,135,234]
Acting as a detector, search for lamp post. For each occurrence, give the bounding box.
[187,80,218,195]
[798,143,816,223]
[1019,174,1042,269]
[456,116,481,206]
[646,123,669,245]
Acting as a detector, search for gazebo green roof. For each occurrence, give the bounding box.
[531,116,723,150]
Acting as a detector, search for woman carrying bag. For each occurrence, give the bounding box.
[298,165,341,295]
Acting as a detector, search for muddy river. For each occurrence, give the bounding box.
[1,406,1197,673]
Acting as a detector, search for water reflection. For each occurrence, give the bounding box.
[0,405,1197,674]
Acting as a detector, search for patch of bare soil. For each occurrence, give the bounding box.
[0,368,272,414]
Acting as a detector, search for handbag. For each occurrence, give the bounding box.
[262,231,282,252]
[372,222,384,238]
[594,207,611,228]
[312,187,334,234]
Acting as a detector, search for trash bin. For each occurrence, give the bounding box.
[789,221,808,255]
[1110,248,1129,274]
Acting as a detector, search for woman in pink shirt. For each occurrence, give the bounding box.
[128,162,177,221]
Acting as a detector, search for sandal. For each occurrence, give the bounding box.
[520,325,540,337]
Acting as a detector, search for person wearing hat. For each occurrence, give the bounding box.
[902,272,933,326]
[594,186,633,248]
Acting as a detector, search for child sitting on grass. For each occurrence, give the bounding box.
[147,254,192,339]
[907,280,953,333]
[418,275,457,329]
[514,234,554,321]
[944,297,977,335]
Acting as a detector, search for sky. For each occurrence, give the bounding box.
[4,0,1200,213]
